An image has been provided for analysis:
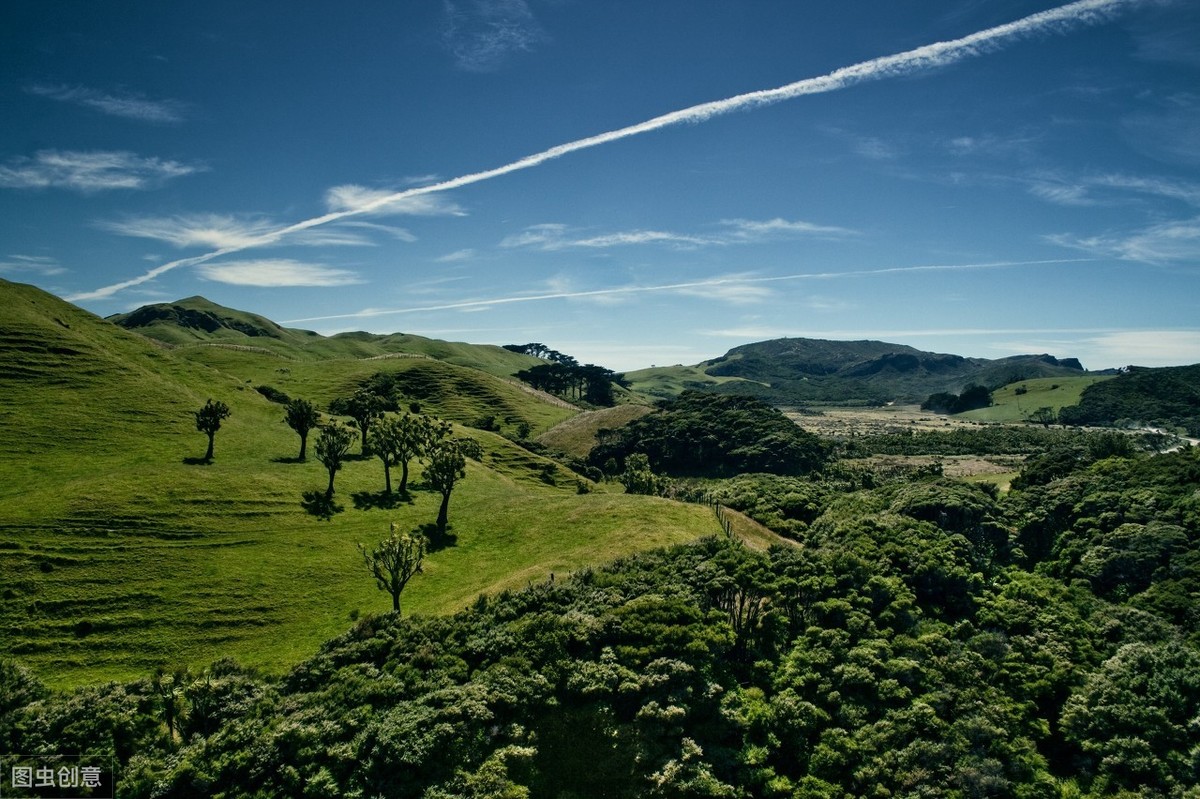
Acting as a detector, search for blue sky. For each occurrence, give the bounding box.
[3,0,1198,371]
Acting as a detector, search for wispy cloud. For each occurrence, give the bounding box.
[324,184,465,217]
[280,258,1090,324]
[436,248,479,263]
[501,217,855,251]
[0,254,67,276]
[338,221,419,242]
[442,0,546,72]
[1026,171,1200,207]
[1047,216,1200,262]
[73,0,1141,301]
[98,214,282,249]
[720,218,858,239]
[500,224,716,250]
[25,83,186,123]
[0,150,201,192]
[946,131,1043,158]
[198,259,363,287]
[1079,330,1200,366]
[1028,178,1098,206]
[97,213,387,249]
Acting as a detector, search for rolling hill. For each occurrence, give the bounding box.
[629,337,1086,406]
[0,280,719,688]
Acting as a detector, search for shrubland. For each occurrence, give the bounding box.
[4,440,1198,798]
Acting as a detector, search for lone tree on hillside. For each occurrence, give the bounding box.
[1028,406,1057,429]
[194,399,231,462]
[358,523,426,614]
[330,389,385,455]
[315,423,356,498]
[283,398,321,461]
[425,437,481,534]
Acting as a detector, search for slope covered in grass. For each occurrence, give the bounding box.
[0,281,720,688]
[108,295,546,378]
[957,375,1112,423]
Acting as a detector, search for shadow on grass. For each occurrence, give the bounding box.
[351,490,414,511]
[182,456,213,466]
[301,490,344,520]
[271,456,306,464]
[417,522,457,552]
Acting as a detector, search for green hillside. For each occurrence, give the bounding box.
[630,338,1087,406]
[0,281,720,688]
[957,375,1113,423]
[109,295,548,378]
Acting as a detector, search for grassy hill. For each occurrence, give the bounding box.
[631,338,1087,406]
[109,295,548,378]
[0,281,721,688]
[957,375,1113,423]
[536,404,656,458]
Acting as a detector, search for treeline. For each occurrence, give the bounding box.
[589,391,830,478]
[506,343,628,407]
[1058,364,1200,436]
[5,447,1198,797]
[835,425,1164,458]
[921,384,992,414]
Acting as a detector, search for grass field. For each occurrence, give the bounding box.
[957,375,1112,423]
[536,404,656,458]
[0,281,722,689]
[623,363,758,400]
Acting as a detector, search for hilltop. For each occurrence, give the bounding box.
[629,337,1085,405]
[107,295,547,379]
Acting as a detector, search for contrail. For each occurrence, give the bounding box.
[281,258,1092,323]
[70,0,1141,302]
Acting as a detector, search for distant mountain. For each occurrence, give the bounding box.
[633,337,1086,406]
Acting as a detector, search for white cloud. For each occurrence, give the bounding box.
[0,150,201,192]
[338,221,419,241]
[1081,330,1200,367]
[26,84,186,123]
[98,214,279,249]
[1027,172,1200,207]
[672,282,776,304]
[1028,179,1097,206]
[436,248,478,262]
[720,217,857,239]
[500,217,854,251]
[0,254,66,276]
[325,184,465,216]
[1047,216,1200,263]
[198,259,362,287]
[98,213,385,249]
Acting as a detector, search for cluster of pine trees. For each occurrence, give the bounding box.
[506,343,628,407]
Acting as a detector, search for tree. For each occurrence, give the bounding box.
[1027,406,1056,429]
[369,414,435,496]
[314,424,355,498]
[425,438,478,534]
[620,453,660,495]
[194,399,231,461]
[330,389,385,454]
[358,523,426,614]
[283,398,321,461]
